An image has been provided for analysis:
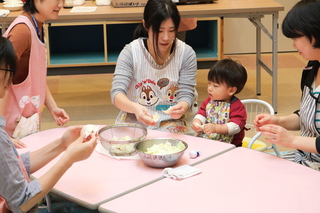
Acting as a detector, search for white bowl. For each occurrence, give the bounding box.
[3,5,23,11]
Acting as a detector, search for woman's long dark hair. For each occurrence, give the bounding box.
[134,0,180,59]
[0,37,17,86]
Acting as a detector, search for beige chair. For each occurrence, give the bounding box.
[241,99,281,157]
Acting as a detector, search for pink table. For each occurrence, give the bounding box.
[98,147,320,213]
[19,126,235,210]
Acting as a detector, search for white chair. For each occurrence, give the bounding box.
[241,99,281,157]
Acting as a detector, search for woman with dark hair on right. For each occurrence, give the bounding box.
[111,0,198,135]
[255,0,320,171]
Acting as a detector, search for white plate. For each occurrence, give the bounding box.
[3,5,23,11]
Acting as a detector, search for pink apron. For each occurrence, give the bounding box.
[3,15,47,137]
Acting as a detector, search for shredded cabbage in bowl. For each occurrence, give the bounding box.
[144,141,186,155]
[111,136,135,154]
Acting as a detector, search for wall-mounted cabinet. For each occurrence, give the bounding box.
[45,18,222,68]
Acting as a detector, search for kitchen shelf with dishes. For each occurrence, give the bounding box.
[44,18,222,68]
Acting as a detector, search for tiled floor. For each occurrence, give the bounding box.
[42,52,307,152]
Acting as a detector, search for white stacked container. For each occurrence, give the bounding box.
[3,0,23,11]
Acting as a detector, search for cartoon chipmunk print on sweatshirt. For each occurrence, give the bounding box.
[136,77,179,108]
[164,83,178,104]
[138,85,159,106]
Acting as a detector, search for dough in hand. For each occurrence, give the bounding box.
[81,124,99,138]
[195,123,204,130]
[153,112,159,122]
[162,106,173,114]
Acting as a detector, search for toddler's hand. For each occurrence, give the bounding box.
[203,123,216,135]
[192,120,203,132]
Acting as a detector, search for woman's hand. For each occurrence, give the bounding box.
[29,126,95,174]
[133,104,156,126]
[11,137,27,148]
[50,107,70,126]
[258,124,295,148]
[254,114,279,130]
[64,132,98,163]
[168,101,189,119]
[60,126,83,150]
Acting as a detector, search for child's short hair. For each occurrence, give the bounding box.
[208,58,247,94]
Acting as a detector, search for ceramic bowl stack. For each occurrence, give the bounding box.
[3,0,23,11]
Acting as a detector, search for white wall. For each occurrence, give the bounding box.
[224,0,299,54]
